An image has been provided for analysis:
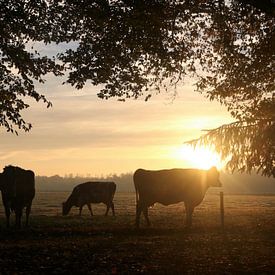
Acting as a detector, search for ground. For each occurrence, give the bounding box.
[0,192,275,274]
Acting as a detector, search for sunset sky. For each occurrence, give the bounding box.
[0,44,233,177]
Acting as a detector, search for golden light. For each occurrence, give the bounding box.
[174,144,224,170]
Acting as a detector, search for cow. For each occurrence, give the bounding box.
[62,181,116,216]
[0,165,35,228]
[134,166,222,228]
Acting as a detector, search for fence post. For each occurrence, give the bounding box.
[220,191,224,230]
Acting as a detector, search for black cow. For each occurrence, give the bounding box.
[0,165,35,228]
[62,182,116,216]
[134,166,221,228]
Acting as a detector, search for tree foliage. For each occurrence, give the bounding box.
[0,1,62,133]
[189,119,275,177]
[48,0,275,120]
[0,0,274,174]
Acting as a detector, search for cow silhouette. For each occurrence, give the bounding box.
[62,182,116,216]
[134,166,221,228]
[0,165,35,228]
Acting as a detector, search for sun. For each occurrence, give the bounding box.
[174,144,224,170]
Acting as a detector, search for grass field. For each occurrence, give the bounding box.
[0,191,275,274]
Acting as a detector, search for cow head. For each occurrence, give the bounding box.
[62,202,70,216]
[207,166,222,187]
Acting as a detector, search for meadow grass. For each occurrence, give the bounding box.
[0,192,274,274]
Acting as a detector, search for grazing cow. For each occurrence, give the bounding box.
[62,182,116,216]
[0,165,35,228]
[134,166,221,228]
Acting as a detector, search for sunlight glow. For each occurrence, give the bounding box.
[174,144,224,170]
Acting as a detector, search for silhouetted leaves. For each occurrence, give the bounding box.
[49,0,275,123]
[1,0,274,132]
[0,1,63,133]
[188,119,275,177]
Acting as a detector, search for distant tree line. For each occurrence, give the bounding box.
[36,172,134,192]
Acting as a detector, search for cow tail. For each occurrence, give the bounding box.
[112,182,116,201]
[133,173,139,207]
[135,186,139,206]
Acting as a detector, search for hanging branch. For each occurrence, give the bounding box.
[187,119,275,177]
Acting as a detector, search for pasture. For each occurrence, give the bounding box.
[0,192,275,274]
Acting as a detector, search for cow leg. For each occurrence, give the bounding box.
[184,203,194,228]
[4,207,10,228]
[135,202,143,228]
[79,205,83,216]
[87,203,93,216]
[25,203,32,227]
[15,208,23,229]
[143,207,151,227]
[111,202,115,216]
[105,203,110,216]
[187,206,194,228]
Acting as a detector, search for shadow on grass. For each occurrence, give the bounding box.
[0,215,228,242]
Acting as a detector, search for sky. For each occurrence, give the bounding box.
[0,43,234,176]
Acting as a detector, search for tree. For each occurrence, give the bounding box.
[1,0,274,175]
[0,1,62,133]
[50,1,274,112]
[180,0,275,177]
[188,119,275,177]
